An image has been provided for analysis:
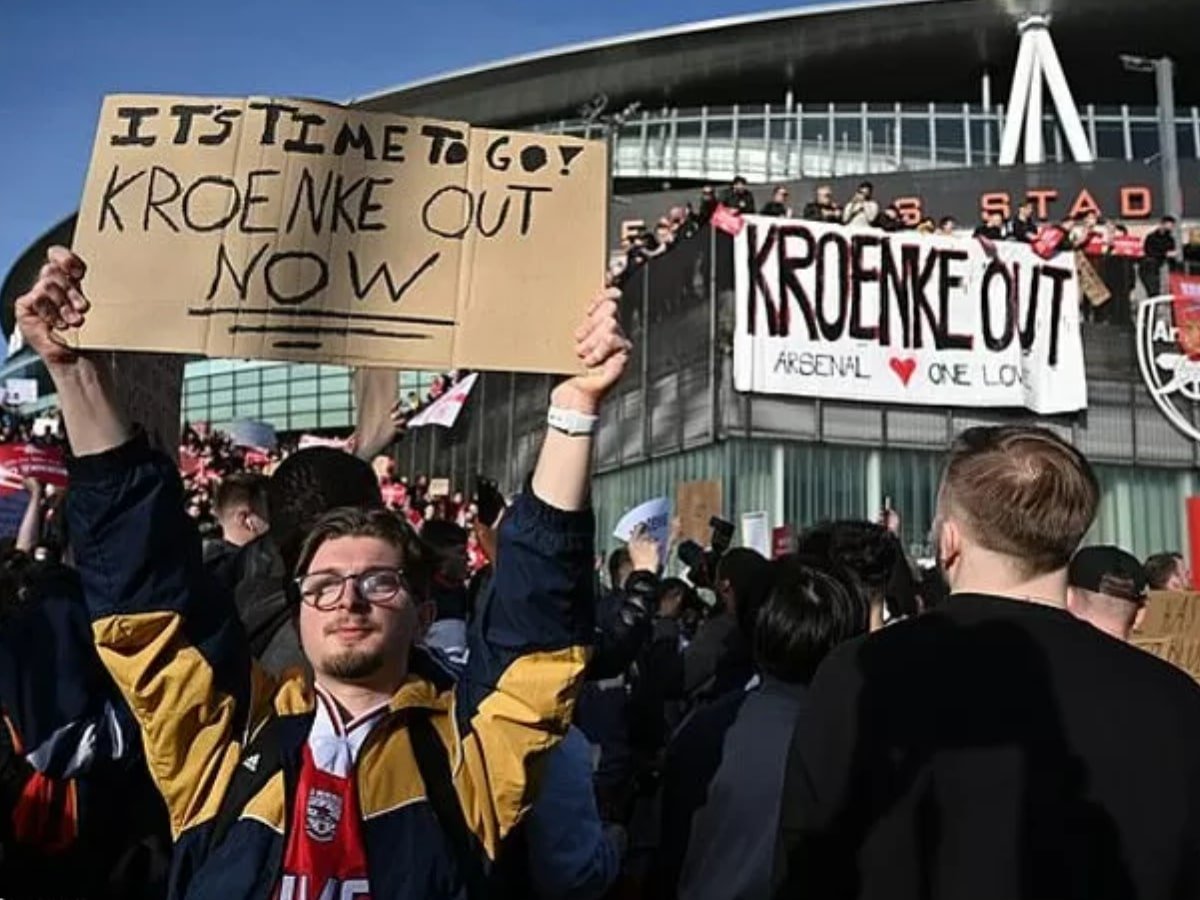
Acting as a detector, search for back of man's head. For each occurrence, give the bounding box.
[796,521,914,624]
[608,547,633,592]
[268,448,383,575]
[1067,545,1148,641]
[1144,552,1185,590]
[754,556,871,685]
[716,548,773,641]
[937,426,1099,585]
[214,473,269,546]
[422,520,470,588]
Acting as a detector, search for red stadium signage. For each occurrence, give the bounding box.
[0,443,68,494]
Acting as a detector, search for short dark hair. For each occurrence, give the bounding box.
[797,521,915,616]
[717,548,774,641]
[939,216,957,228]
[295,506,434,603]
[1163,215,1178,225]
[608,547,632,590]
[268,448,383,575]
[858,180,874,193]
[214,473,269,520]
[754,556,870,685]
[732,175,747,186]
[1144,552,1184,590]
[941,426,1099,579]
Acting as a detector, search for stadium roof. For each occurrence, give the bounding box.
[353,0,1199,126]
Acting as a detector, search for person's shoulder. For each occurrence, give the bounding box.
[1090,630,1200,706]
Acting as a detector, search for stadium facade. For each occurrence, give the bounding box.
[4,0,1200,558]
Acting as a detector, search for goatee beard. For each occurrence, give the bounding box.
[322,648,386,681]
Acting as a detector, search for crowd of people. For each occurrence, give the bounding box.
[0,244,1198,900]
[612,176,1190,320]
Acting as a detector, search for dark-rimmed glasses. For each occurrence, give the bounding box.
[295,567,411,611]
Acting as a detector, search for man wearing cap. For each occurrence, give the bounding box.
[1067,545,1149,641]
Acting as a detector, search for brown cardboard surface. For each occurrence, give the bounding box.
[676,480,723,546]
[1132,590,1200,680]
[71,95,606,374]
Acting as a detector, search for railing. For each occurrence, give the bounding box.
[400,225,1200,499]
[534,102,1200,183]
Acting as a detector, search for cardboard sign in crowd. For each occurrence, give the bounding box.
[1132,590,1200,681]
[71,94,607,375]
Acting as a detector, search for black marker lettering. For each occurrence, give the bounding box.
[283,113,326,154]
[110,107,159,146]
[206,242,270,300]
[170,104,217,144]
[776,224,819,340]
[519,145,548,173]
[981,259,1015,351]
[938,249,973,350]
[249,101,300,146]
[143,166,182,232]
[240,169,281,233]
[849,234,881,341]
[421,125,467,165]
[745,223,776,337]
[356,177,392,232]
[348,251,441,302]
[508,184,552,236]
[182,176,242,232]
[814,232,849,342]
[486,136,512,171]
[381,124,407,162]
[333,122,375,160]
[98,165,145,232]
[421,185,473,239]
[285,169,334,234]
[1038,265,1071,367]
[332,175,365,233]
[475,190,510,237]
[264,251,328,305]
[200,107,242,146]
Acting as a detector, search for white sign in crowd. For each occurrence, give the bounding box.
[733,216,1088,414]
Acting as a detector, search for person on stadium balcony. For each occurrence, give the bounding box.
[721,176,757,215]
[773,426,1200,900]
[16,246,631,900]
[937,215,958,235]
[653,556,870,900]
[1144,551,1192,591]
[973,210,1008,241]
[1066,545,1149,642]
[760,186,792,218]
[802,185,841,223]
[1140,215,1179,297]
[1010,197,1040,243]
[841,181,879,228]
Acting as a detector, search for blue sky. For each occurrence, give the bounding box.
[0,0,799,281]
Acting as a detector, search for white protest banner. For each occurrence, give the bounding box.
[71,95,607,375]
[407,373,479,429]
[3,379,37,406]
[733,217,1087,413]
[613,497,672,557]
[740,511,771,557]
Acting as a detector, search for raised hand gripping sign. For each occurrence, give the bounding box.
[71,95,607,374]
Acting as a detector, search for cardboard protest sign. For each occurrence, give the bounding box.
[3,379,38,406]
[676,480,722,545]
[1131,590,1200,680]
[733,217,1088,413]
[71,95,607,375]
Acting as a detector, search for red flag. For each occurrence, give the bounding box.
[1031,225,1066,260]
[711,204,745,237]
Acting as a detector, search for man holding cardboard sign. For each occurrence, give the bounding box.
[71,94,606,375]
[18,244,630,900]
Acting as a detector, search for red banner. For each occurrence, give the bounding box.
[711,204,745,237]
[1110,234,1144,258]
[1171,273,1200,358]
[771,525,795,560]
[0,444,67,494]
[1031,225,1066,260]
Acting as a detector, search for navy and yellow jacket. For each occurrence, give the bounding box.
[65,436,596,900]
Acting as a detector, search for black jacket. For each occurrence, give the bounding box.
[774,594,1200,900]
[224,536,307,676]
[655,677,807,900]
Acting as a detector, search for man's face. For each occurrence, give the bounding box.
[774,188,788,203]
[817,187,832,204]
[1168,559,1192,591]
[298,535,431,686]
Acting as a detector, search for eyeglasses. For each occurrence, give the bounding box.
[295,567,412,611]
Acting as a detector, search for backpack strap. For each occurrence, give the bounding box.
[408,709,491,900]
[208,716,285,854]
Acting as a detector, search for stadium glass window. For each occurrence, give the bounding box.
[290,411,319,431]
[210,374,233,392]
[800,116,827,149]
[835,118,862,157]
[234,400,261,420]
[209,405,233,424]
[1176,124,1196,159]
[319,370,352,394]
[261,399,288,419]
[290,381,319,399]
[290,393,319,415]
[936,117,966,165]
[261,366,289,384]
[901,119,931,163]
[289,364,319,381]
[1094,121,1125,159]
[319,409,352,429]
[1130,122,1159,161]
[210,389,233,407]
[261,382,287,401]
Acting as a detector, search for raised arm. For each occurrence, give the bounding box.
[457,288,631,846]
[15,248,255,838]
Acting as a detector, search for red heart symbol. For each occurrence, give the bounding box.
[889,357,917,386]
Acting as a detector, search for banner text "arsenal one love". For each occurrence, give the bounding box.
[733,217,1087,413]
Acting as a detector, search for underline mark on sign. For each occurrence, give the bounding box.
[186,307,455,327]
[272,341,323,350]
[226,324,435,340]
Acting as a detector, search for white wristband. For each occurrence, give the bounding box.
[547,406,599,436]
